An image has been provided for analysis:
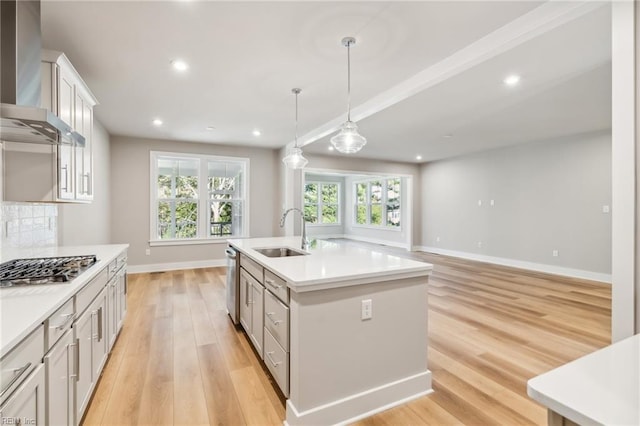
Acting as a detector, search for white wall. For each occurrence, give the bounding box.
[59,120,111,245]
[111,136,280,269]
[420,131,612,281]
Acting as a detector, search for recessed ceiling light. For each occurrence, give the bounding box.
[443,134,453,139]
[416,155,422,160]
[171,59,189,72]
[206,126,216,131]
[503,74,521,86]
[328,146,335,151]
[152,118,163,126]
[252,129,261,137]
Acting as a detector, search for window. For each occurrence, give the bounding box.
[354,178,401,228]
[151,152,248,243]
[304,182,340,224]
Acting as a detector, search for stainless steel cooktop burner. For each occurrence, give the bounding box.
[0,255,98,288]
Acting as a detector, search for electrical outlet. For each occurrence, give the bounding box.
[477,241,482,248]
[552,250,559,257]
[436,236,440,243]
[361,299,372,320]
[478,200,482,207]
[602,205,610,214]
[490,199,495,206]
[145,248,151,256]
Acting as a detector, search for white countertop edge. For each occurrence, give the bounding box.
[526,385,600,426]
[0,244,129,358]
[288,269,432,292]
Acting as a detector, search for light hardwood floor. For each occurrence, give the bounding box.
[83,245,611,426]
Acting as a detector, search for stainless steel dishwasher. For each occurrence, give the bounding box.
[225,245,240,324]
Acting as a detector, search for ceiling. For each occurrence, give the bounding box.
[40,1,611,164]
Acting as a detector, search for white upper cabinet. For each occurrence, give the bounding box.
[4,51,98,203]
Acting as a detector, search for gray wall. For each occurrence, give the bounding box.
[303,154,421,247]
[110,136,280,267]
[59,120,111,245]
[420,131,612,275]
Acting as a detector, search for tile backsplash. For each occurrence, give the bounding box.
[1,202,58,249]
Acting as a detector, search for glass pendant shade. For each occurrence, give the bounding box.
[330,120,367,154]
[282,146,308,169]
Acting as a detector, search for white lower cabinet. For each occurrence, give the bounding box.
[239,268,264,358]
[0,364,46,426]
[73,287,107,425]
[44,330,75,426]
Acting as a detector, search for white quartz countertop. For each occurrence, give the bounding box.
[227,237,432,292]
[527,333,640,426]
[0,244,129,358]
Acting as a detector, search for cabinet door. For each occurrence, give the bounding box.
[57,67,74,127]
[91,291,108,382]
[81,101,93,199]
[58,145,75,200]
[73,308,93,423]
[239,269,251,333]
[0,364,45,426]
[74,93,93,201]
[44,330,74,426]
[250,281,264,358]
[107,279,117,351]
[117,270,127,331]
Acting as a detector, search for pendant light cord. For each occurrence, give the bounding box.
[294,90,299,148]
[347,40,352,122]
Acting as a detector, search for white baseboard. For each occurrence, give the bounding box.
[415,246,611,284]
[127,258,226,274]
[285,371,432,426]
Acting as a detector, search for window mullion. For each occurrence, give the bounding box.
[199,159,207,239]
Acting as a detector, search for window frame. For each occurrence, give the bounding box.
[353,177,402,231]
[149,151,250,246]
[303,181,342,226]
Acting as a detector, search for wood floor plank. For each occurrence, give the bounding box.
[83,243,611,426]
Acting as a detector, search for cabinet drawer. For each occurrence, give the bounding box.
[45,298,75,351]
[76,268,108,316]
[107,260,117,279]
[0,325,44,406]
[116,252,128,269]
[264,269,288,304]
[264,328,289,397]
[264,290,289,351]
[240,254,263,283]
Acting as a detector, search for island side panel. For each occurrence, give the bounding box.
[287,275,431,424]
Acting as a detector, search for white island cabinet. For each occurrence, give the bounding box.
[228,237,433,425]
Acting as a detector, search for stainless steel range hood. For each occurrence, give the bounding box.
[0,0,85,146]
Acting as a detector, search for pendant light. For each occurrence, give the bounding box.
[330,36,367,154]
[282,88,309,169]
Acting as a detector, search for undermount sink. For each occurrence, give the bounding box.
[254,247,308,258]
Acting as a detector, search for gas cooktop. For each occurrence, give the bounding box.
[0,255,97,288]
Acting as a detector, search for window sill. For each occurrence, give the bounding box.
[351,225,402,232]
[308,223,342,227]
[149,238,237,247]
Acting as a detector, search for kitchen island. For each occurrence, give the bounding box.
[227,236,433,425]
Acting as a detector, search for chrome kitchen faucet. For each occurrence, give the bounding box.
[280,208,309,250]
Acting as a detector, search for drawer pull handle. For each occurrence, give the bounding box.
[265,351,281,367]
[51,312,75,331]
[0,362,32,398]
[266,312,282,325]
[265,279,283,290]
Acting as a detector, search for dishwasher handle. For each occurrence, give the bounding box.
[225,248,237,259]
